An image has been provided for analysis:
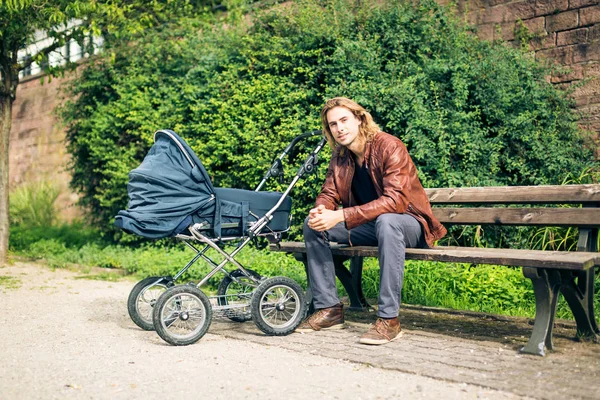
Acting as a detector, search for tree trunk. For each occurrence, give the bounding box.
[0,94,11,265]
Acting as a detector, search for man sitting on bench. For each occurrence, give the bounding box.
[296,97,447,345]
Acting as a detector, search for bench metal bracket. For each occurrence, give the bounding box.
[560,269,599,340]
[294,252,369,312]
[568,227,600,339]
[521,267,563,356]
[521,226,599,356]
[333,256,368,311]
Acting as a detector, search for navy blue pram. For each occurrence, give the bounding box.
[117,129,325,346]
[115,130,292,239]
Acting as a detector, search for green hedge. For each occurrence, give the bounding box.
[60,0,595,242]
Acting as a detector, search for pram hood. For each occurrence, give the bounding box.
[115,129,293,240]
[114,130,217,239]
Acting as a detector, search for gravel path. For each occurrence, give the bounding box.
[0,262,573,399]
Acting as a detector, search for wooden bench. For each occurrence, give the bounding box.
[270,184,600,356]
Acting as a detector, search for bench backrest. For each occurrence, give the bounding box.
[424,184,600,251]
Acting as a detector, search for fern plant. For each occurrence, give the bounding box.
[9,181,60,227]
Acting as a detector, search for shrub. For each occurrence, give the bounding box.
[10,222,102,251]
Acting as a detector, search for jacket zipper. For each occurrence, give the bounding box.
[407,203,418,217]
[347,156,355,247]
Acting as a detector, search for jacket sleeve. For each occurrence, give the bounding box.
[314,155,341,210]
[342,140,414,229]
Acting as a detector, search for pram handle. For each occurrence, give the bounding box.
[255,130,322,191]
[248,134,327,237]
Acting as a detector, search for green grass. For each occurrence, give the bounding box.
[9,167,598,322]
[361,258,599,321]
[0,276,22,290]
[11,230,307,290]
[73,273,128,282]
[8,219,599,323]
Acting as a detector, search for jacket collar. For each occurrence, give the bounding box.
[337,131,380,165]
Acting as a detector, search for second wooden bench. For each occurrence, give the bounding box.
[270,184,600,356]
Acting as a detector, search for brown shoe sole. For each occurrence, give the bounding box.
[295,323,345,333]
[358,330,404,345]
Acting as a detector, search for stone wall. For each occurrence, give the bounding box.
[9,73,81,221]
[448,0,600,136]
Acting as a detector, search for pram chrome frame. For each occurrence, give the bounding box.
[167,129,325,289]
[126,130,326,343]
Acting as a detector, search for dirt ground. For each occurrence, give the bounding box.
[0,261,598,400]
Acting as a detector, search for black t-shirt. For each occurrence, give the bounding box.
[351,162,378,205]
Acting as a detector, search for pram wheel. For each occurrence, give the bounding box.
[251,276,306,336]
[217,269,261,322]
[127,276,173,331]
[153,285,212,346]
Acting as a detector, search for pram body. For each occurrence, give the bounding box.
[117,129,325,346]
[115,130,292,239]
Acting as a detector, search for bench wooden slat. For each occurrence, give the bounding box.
[425,185,600,204]
[432,207,600,227]
[270,243,600,270]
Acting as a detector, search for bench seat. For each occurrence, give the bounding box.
[273,242,600,270]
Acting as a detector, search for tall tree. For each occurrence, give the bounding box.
[0,0,212,265]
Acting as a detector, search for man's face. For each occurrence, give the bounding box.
[326,106,361,148]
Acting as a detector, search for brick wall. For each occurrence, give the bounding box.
[9,73,81,221]
[448,0,600,138]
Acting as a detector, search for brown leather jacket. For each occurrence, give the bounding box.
[315,131,446,248]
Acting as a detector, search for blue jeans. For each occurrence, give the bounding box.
[303,213,425,318]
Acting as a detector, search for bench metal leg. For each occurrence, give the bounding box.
[521,265,599,356]
[333,256,369,311]
[560,269,600,341]
[521,267,562,356]
[567,227,600,340]
[349,257,367,310]
[296,252,369,312]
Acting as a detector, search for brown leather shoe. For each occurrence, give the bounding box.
[295,303,345,333]
[358,317,402,345]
